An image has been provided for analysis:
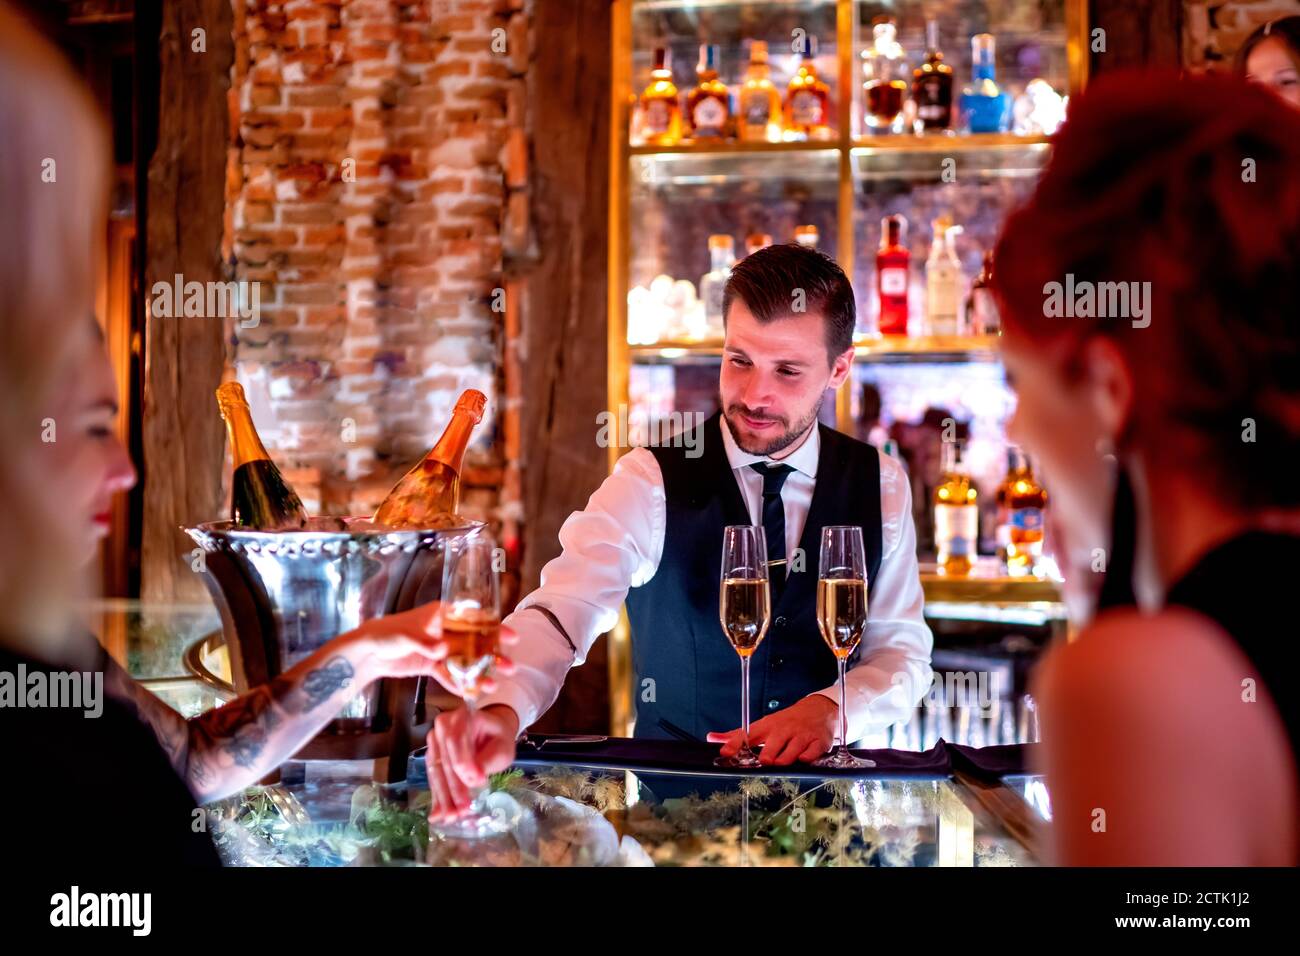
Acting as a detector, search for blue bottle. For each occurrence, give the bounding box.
[960,33,1011,133]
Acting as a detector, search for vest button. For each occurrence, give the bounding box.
[775,616,787,627]
[767,699,780,711]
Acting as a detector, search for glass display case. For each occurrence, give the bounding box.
[607,1,1086,731]
[202,741,1045,867]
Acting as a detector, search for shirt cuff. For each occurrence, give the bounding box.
[474,678,537,732]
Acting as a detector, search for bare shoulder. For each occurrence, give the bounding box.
[1034,605,1297,863]
[1036,606,1261,709]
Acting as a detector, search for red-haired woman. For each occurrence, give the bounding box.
[995,70,1300,865]
[1238,16,1300,110]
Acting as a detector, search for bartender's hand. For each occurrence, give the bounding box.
[707,694,838,766]
[426,702,520,823]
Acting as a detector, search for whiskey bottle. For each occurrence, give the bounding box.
[216,382,309,531]
[912,19,954,132]
[785,36,832,141]
[686,44,730,140]
[876,214,910,335]
[934,440,978,576]
[737,40,783,142]
[965,249,1000,335]
[863,17,907,133]
[995,447,1047,576]
[372,389,487,529]
[639,46,682,146]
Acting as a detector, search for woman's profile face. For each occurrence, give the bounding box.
[41,322,136,567]
[1245,36,1300,109]
[1000,330,1118,616]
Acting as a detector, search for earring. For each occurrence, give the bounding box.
[1095,434,1118,462]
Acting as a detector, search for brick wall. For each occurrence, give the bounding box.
[1184,0,1300,70]
[224,0,530,544]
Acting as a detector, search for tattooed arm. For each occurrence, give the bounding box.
[103,603,511,803]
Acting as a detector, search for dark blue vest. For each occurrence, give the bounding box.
[625,411,883,741]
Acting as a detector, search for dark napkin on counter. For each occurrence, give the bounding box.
[498,736,1038,782]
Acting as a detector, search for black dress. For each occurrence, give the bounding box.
[1164,531,1300,784]
[0,643,221,867]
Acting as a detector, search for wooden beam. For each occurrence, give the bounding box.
[139,0,231,603]
[518,0,613,734]
[1090,0,1184,74]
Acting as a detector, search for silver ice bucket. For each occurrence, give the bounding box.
[183,517,483,767]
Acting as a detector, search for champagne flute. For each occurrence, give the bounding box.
[813,525,875,769]
[433,532,509,838]
[715,525,771,769]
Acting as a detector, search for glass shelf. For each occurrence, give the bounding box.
[852,139,1050,183]
[631,146,840,188]
[628,334,1000,361]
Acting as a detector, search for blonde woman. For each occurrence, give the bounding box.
[0,3,512,864]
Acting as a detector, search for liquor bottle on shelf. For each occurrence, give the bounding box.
[700,234,735,336]
[686,44,730,140]
[934,440,978,577]
[996,447,1048,576]
[793,224,820,249]
[912,19,954,133]
[925,217,965,335]
[862,17,907,134]
[876,214,910,335]
[965,249,1000,335]
[216,381,309,531]
[638,47,682,146]
[960,34,1012,134]
[744,231,774,257]
[785,35,832,141]
[372,389,487,529]
[737,40,783,143]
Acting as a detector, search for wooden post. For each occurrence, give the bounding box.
[138,0,232,603]
[517,0,613,734]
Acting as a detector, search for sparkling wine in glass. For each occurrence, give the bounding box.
[813,526,875,769]
[716,525,771,768]
[433,532,509,838]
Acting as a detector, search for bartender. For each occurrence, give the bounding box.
[425,243,933,821]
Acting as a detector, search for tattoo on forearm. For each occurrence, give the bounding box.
[197,687,279,772]
[291,656,355,713]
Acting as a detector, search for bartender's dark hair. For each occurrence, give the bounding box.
[1234,15,1300,72]
[723,242,856,363]
[994,69,1300,508]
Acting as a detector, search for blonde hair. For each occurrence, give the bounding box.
[0,2,110,650]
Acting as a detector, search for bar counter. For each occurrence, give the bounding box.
[199,737,1048,867]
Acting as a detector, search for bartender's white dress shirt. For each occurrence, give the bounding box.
[477,417,934,744]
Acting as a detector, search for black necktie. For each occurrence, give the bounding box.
[749,462,794,603]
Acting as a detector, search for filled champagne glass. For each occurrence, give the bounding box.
[813,525,875,769]
[716,525,771,768]
[432,532,508,838]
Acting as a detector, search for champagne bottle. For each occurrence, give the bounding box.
[216,382,309,530]
[372,388,487,528]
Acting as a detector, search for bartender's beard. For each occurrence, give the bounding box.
[722,394,823,457]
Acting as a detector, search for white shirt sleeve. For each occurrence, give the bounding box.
[812,450,934,743]
[475,448,666,729]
